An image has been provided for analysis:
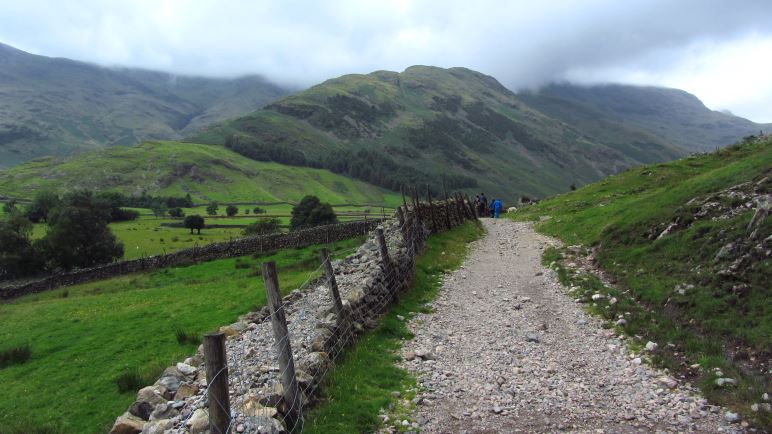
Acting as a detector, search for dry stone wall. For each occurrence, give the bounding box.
[0,220,382,300]
[108,196,479,434]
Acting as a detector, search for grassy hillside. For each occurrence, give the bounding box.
[0,141,400,206]
[519,83,771,152]
[191,66,686,200]
[0,43,290,168]
[512,137,771,427]
[0,237,362,434]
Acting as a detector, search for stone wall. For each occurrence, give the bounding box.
[0,220,382,300]
[108,196,479,433]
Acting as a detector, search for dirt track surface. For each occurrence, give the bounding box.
[399,219,740,434]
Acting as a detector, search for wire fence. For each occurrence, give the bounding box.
[122,192,478,434]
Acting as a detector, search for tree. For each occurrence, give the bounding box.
[184,215,205,234]
[150,201,168,218]
[243,218,281,235]
[25,190,60,223]
[253,207,266,214]
[290,195,337,231]
[37,191,124,270]
[225,205,238,217]
[570,183,577,191]
[206,202,219,216]
[168,207,185,218]
[244,209,250,215]
[0,212,42,279]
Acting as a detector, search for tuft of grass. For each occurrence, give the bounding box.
[304,221,484,433]
[174,328,202,346]
[115,365,165,394]
[0,344,32,368]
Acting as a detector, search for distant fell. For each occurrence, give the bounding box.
[518,83,770,152]
[191,66,686,200]
[0,43,290,168]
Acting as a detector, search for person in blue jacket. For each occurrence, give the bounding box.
[493,198,503,218]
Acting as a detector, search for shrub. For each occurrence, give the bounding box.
[168,207,185,218]
[225,205,238,217]
[206,202,219,216]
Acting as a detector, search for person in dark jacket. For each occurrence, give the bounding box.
[479,193,488,217]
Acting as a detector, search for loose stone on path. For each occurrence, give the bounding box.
[397,220,742,434]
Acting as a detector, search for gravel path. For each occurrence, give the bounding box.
[400,219,741,433]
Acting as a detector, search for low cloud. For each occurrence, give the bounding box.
[1,0,771,121]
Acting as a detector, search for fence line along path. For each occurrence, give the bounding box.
[109,194,478,434]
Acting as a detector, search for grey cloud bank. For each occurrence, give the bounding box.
[1,0,771,121]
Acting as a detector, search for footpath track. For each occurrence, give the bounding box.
[400,219,740,433]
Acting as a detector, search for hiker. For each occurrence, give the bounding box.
[479,193,488,217]
[493,198,503,218]
[489,199,496,217]
[474,195,481,217]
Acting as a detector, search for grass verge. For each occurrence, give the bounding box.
[303,221,484,433]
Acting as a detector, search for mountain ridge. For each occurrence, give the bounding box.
[0,42,291,168]
[190,65,686,199]
[518,82,770,152]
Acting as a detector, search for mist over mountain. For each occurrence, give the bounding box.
[518,83,771,153]
[0,43,290,168]
[2,43,769,200]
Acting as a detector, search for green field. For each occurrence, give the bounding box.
[510,138,771,427]
[0,141,402,206]
[13,202,395,260]
[305,221,484,433]
[0,237,364,434]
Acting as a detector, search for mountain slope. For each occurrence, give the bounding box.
[0,43,290,168]
[192,66,686,200]
[0,141,399,205]
[512,136,771,427]
[518,83,770,152]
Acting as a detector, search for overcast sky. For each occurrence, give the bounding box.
[2,0,772,122]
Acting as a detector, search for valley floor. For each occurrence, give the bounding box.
[399,219,740,433]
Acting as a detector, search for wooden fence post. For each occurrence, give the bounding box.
[319,248,344,321]
[442,180,453,230]
[262,261,302,432]
[426,184,438,233]
[203,332,231,434]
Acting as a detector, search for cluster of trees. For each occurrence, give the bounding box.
[0,191,124,280]
[290,196,337,231]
